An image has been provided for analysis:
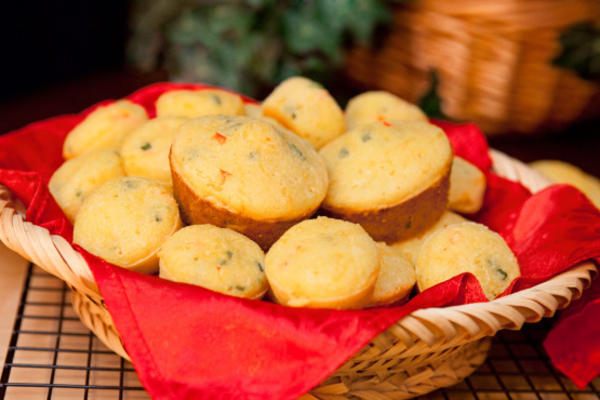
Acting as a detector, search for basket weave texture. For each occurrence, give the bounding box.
[0,150,596,399]
[345,0,600,135]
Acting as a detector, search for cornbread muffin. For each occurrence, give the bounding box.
[265,217,379,309]
[156,89,245,118]
[345,91,428,130]
[530,160,600,209]
[448,156,487,213]
[244,103,289,129]
[159,225,268,299]
[392,211,467,265]
[416,222,520,299]
[369,243,416,307]
[262,76,345,149]
[49,150,125,222]
[120,117,188,186]
[73,177,181,273]
[170,115,329,249]
[63,100,148,159]
[320,121,453,243]
[244,103,263,119]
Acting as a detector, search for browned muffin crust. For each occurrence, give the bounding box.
[170,156,317,250]
[321,159,451,243]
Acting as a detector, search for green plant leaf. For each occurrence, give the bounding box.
[128,0,399,96]
[318,0,389,44]
[283,4,341,57]
[418,70,444,119]
[553,21,600,81]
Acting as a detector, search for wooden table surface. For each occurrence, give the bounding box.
[0,244,28,373]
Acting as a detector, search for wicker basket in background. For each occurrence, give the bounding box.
[345,0,600,135]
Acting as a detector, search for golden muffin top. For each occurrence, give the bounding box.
[416,222,520,299]
[370,243,416,306]
[63,100,148,159]
[49,149,125,222]
[170,115,329,220]
[120,117,188,185]
[159,224,268,299]
[320,121,453,211]
[73,177,180,269]
[262,76,345,149]
[156,89,245,118]
[345,91,427,130]
[265,216,380,308]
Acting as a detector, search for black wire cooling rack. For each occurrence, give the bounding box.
[1,264,599,400]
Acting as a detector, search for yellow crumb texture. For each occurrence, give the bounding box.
[170,115,328,220]
[120,117,188,185]
[73,177,181,273]
[392,211,467,265]
[448,156,486,213]
[416,222,520,300]
[320,121,452,210]
[265,217,379,309]
[159,225,268,299]
[156,89,245,118]
[244,103,263,119]
[63,100,148,159]
[262,76,345,149]
[370,243,416,307]
[48,150,125,222]
[344,91,427,130]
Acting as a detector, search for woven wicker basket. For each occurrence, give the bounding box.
[345,0,600,135]
[0,149,596,399]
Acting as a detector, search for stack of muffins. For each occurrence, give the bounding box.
[48,77,521,308]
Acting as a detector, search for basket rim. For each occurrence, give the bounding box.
[0,148,596,355]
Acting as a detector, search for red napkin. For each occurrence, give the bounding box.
[1,82,600,399]
[544,264,600,389]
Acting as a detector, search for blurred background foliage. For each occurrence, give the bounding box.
[553,21,600,81]
[126,0,598,127]
[127,0,399,99]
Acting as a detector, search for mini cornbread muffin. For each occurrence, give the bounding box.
[530,160,600,209]
[63,100,148,159]
[265,217,379,309]
[156,89,245,118]
[49,150,125,222]
[170,115,329,249]
[262,76,345,149]
[120,117,188,186]
[345,91,428,130]
[416,222,520,300]
[159,225,268,299]
[448,156,487,214]
[244,102,290,130]
[392,211,467,265]
[319,121,453,243]
[244,103,263,119]
[73,177,181,273]
[369,243,416,307]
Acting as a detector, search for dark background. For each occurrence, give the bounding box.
[0,1,157,132]
[2,2,127,101]
[1,1,598,176]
